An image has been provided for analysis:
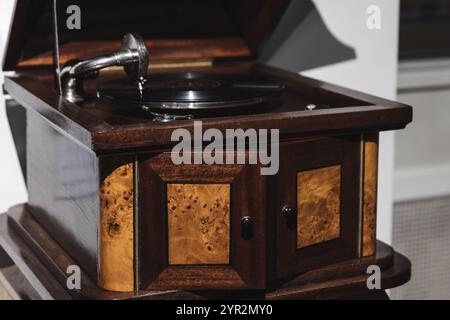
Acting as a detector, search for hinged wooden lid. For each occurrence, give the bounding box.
[3,0,291,71]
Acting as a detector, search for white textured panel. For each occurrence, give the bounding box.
[394,165,450,202]
[392,196,450,300]
[396,88,450,169]
[398,58,450,90]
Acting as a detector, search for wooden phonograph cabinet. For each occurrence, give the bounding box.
[0,0,412,299]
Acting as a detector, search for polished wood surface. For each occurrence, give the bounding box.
[362,134,379,257]
[140,152,266,289]
[99,163,134,292]
[15,85,409,291]
[2,0,47,71]
[20,114,392,292]
[17,39,251,69]
[3,0,292,70]
[4,64,412,154]
[297,165,341,248]
[26,111,99,280]
[275,136,360,280]
[167,184,231,265]
[3,0,414,297]
[0,205,411,300]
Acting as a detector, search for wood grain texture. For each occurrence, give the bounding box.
[4,64,413,154]
[99,163,134,292]
[5,0,295,69]
[297,165,341,248]
[276,137,361,280]
[27,112,99,280]
[362,135,379,257]
[17,38,251,68]
[0,208,411,299]
[167,184,230,265]
[140,153,266,289]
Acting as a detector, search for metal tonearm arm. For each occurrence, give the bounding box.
[60,33,149,103]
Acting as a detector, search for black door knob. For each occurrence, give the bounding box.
[240,216,254,240]
[282,205,296,218]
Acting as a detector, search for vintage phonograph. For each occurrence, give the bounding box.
[0,0,412,299]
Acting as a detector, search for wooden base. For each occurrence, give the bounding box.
[0,204,410,300]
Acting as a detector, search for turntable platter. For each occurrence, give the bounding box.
[97,73,284,113]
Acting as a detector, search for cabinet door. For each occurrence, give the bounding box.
[275,136,361,280]
[139,152,266,290]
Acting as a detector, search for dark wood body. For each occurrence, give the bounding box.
[4,64,411,153]
[274,136,361,280]
[0,205,411,300]
[4,63,412,292]
[26,111,99,280]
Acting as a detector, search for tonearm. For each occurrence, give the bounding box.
[60,33,149,103]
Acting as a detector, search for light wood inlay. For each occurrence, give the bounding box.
[362,136,378,257]
[167,184,230,265]
[297,166,341,248]
[99,164,134,292]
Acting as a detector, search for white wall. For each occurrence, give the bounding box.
[308,0,399,245]
[395,58,450,202]
[0,0,28,214]
[268,0,400,244]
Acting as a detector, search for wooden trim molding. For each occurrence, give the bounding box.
[275,136,360,279]
[99,163,134,292]
[0,207,412,299]
[362,134,379,257]
[140,152,266,289]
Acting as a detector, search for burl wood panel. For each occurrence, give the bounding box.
[167,184,231,265]
[99,164,134,292]
[297,166,341,248]
[362,136,379,257]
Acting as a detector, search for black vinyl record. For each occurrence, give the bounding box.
[97,72,284,113]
